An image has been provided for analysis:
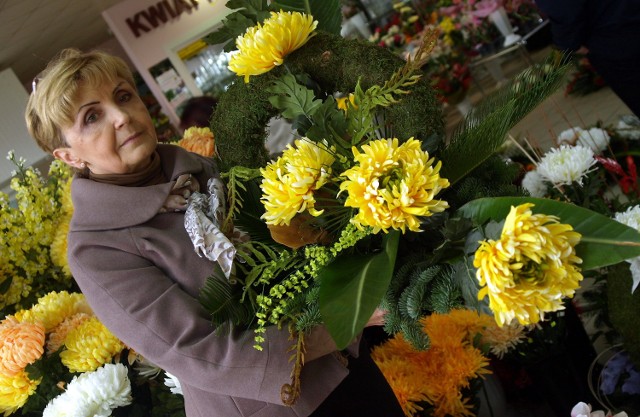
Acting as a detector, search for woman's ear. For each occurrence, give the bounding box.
[53,148,85,170]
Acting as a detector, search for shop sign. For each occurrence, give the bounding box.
[126,0,211,38]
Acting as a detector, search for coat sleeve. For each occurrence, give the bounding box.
[67,233,323,406]
[535,0,589,51]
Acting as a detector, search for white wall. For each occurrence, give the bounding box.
[102,0,231,127]
[0,68,49,193]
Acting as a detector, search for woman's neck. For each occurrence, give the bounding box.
[89,152,166,186]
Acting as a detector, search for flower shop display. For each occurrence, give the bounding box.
[201,0,640,412]
[0,290,186,416]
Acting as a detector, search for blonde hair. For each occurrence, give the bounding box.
[25,48,136,154]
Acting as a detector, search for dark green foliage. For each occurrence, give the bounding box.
[210,31,444,171]
[199,265,257,331]
[607,263,640,368]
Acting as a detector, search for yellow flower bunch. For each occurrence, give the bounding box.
[0,156,73,313]
[260,139,336,225]
[229,11,318,82]
[0,371,40,415]
[16,291,90,332]
[372,309,494,417]
[474,203,583,327]
[340,138,449,233]
[60,317,124,373]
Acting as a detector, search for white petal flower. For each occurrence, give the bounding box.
[43,363,132,417]
[616,116,640,140]
[577,128,610,153]
[557,127,584,145]
[521,169,548,197]
[164,371,183,395]
[614,205,640,293]
[537,145,596,186]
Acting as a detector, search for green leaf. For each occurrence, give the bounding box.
[457,197,640,270]
[319,231,400,349]
[203,0,270,51]
[199,265,255,329]
[266,73,323,120]
[270,0,342,35]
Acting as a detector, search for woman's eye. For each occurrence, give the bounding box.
[118,91,132,102]
[84,112,98,124]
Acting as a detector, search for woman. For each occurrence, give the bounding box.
[25,49,404,417]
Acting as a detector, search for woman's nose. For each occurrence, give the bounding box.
[111,106,131,129]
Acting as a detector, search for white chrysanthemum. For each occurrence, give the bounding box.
[614,205,640,293]
[556,127,584,145]
[577,127,610,153]
[521,170,548,197]
[164,372,183,395]
[43,363,132,417]
[616,116,640,140]
[537,145,596,186]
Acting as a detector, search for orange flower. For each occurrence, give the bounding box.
[0,317,45,377]
[177,127,215,157]
[46,312,93,355]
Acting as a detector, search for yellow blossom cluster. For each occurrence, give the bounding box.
[60,317,124,372]
[474,203,583,327]
[229,11,318,82]
[372,309,496,417]
[0,158,73,313]
[261,139,336,225]
[340,138,449,233]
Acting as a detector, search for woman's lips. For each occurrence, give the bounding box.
[120,132,141,147]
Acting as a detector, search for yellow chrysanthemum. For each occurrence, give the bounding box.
[60,317,124,372]
[260,139,336,225]
[229,11,318,82]
[0,317,45,377]
[340,138,449,233]
[0,371,40,415]
[16,291,91,332]
[46,312,93,355]
[474,203,583,327]
[177,127,216,157]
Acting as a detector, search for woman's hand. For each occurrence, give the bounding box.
[365,307,387,327]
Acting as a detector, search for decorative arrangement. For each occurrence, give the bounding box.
[202,0,640,411]
[565,54,607,97]
[175,126,216,157]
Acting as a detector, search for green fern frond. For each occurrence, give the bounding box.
[221,166,262,233]
[199,265,256,331]
[400,321,430,350]
[440,56,569,186]
[428,268,463,313]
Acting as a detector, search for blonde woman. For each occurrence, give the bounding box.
[25,48,403,417]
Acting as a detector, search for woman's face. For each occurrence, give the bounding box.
[54,78,157,175]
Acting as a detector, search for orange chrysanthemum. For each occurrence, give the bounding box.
[0,317,45,377]
[372,309,492,417]
[177,127,215,157]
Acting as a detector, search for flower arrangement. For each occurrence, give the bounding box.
[202,1,640,411]
[0,153,74,317]
[0,290,186,416]
[368,0,426,52]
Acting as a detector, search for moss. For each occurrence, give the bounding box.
[607,263,640,368]
[211,31,444,171]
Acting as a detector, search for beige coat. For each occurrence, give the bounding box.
[67,144,352,417]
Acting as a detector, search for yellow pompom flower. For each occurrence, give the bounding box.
[229,11,318,82]
[261,139,336,225]
[60,317,124,372]
[474,203,583,327]
[46,312,93,355]
[16,291,91,332]
[0,371,40,415]
[0,317,45,377]
[340,138,449,233]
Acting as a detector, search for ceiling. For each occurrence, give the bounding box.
[0,0,124,89]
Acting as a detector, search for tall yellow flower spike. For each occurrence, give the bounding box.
[229,11,318,82]
[474,203,583,327]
